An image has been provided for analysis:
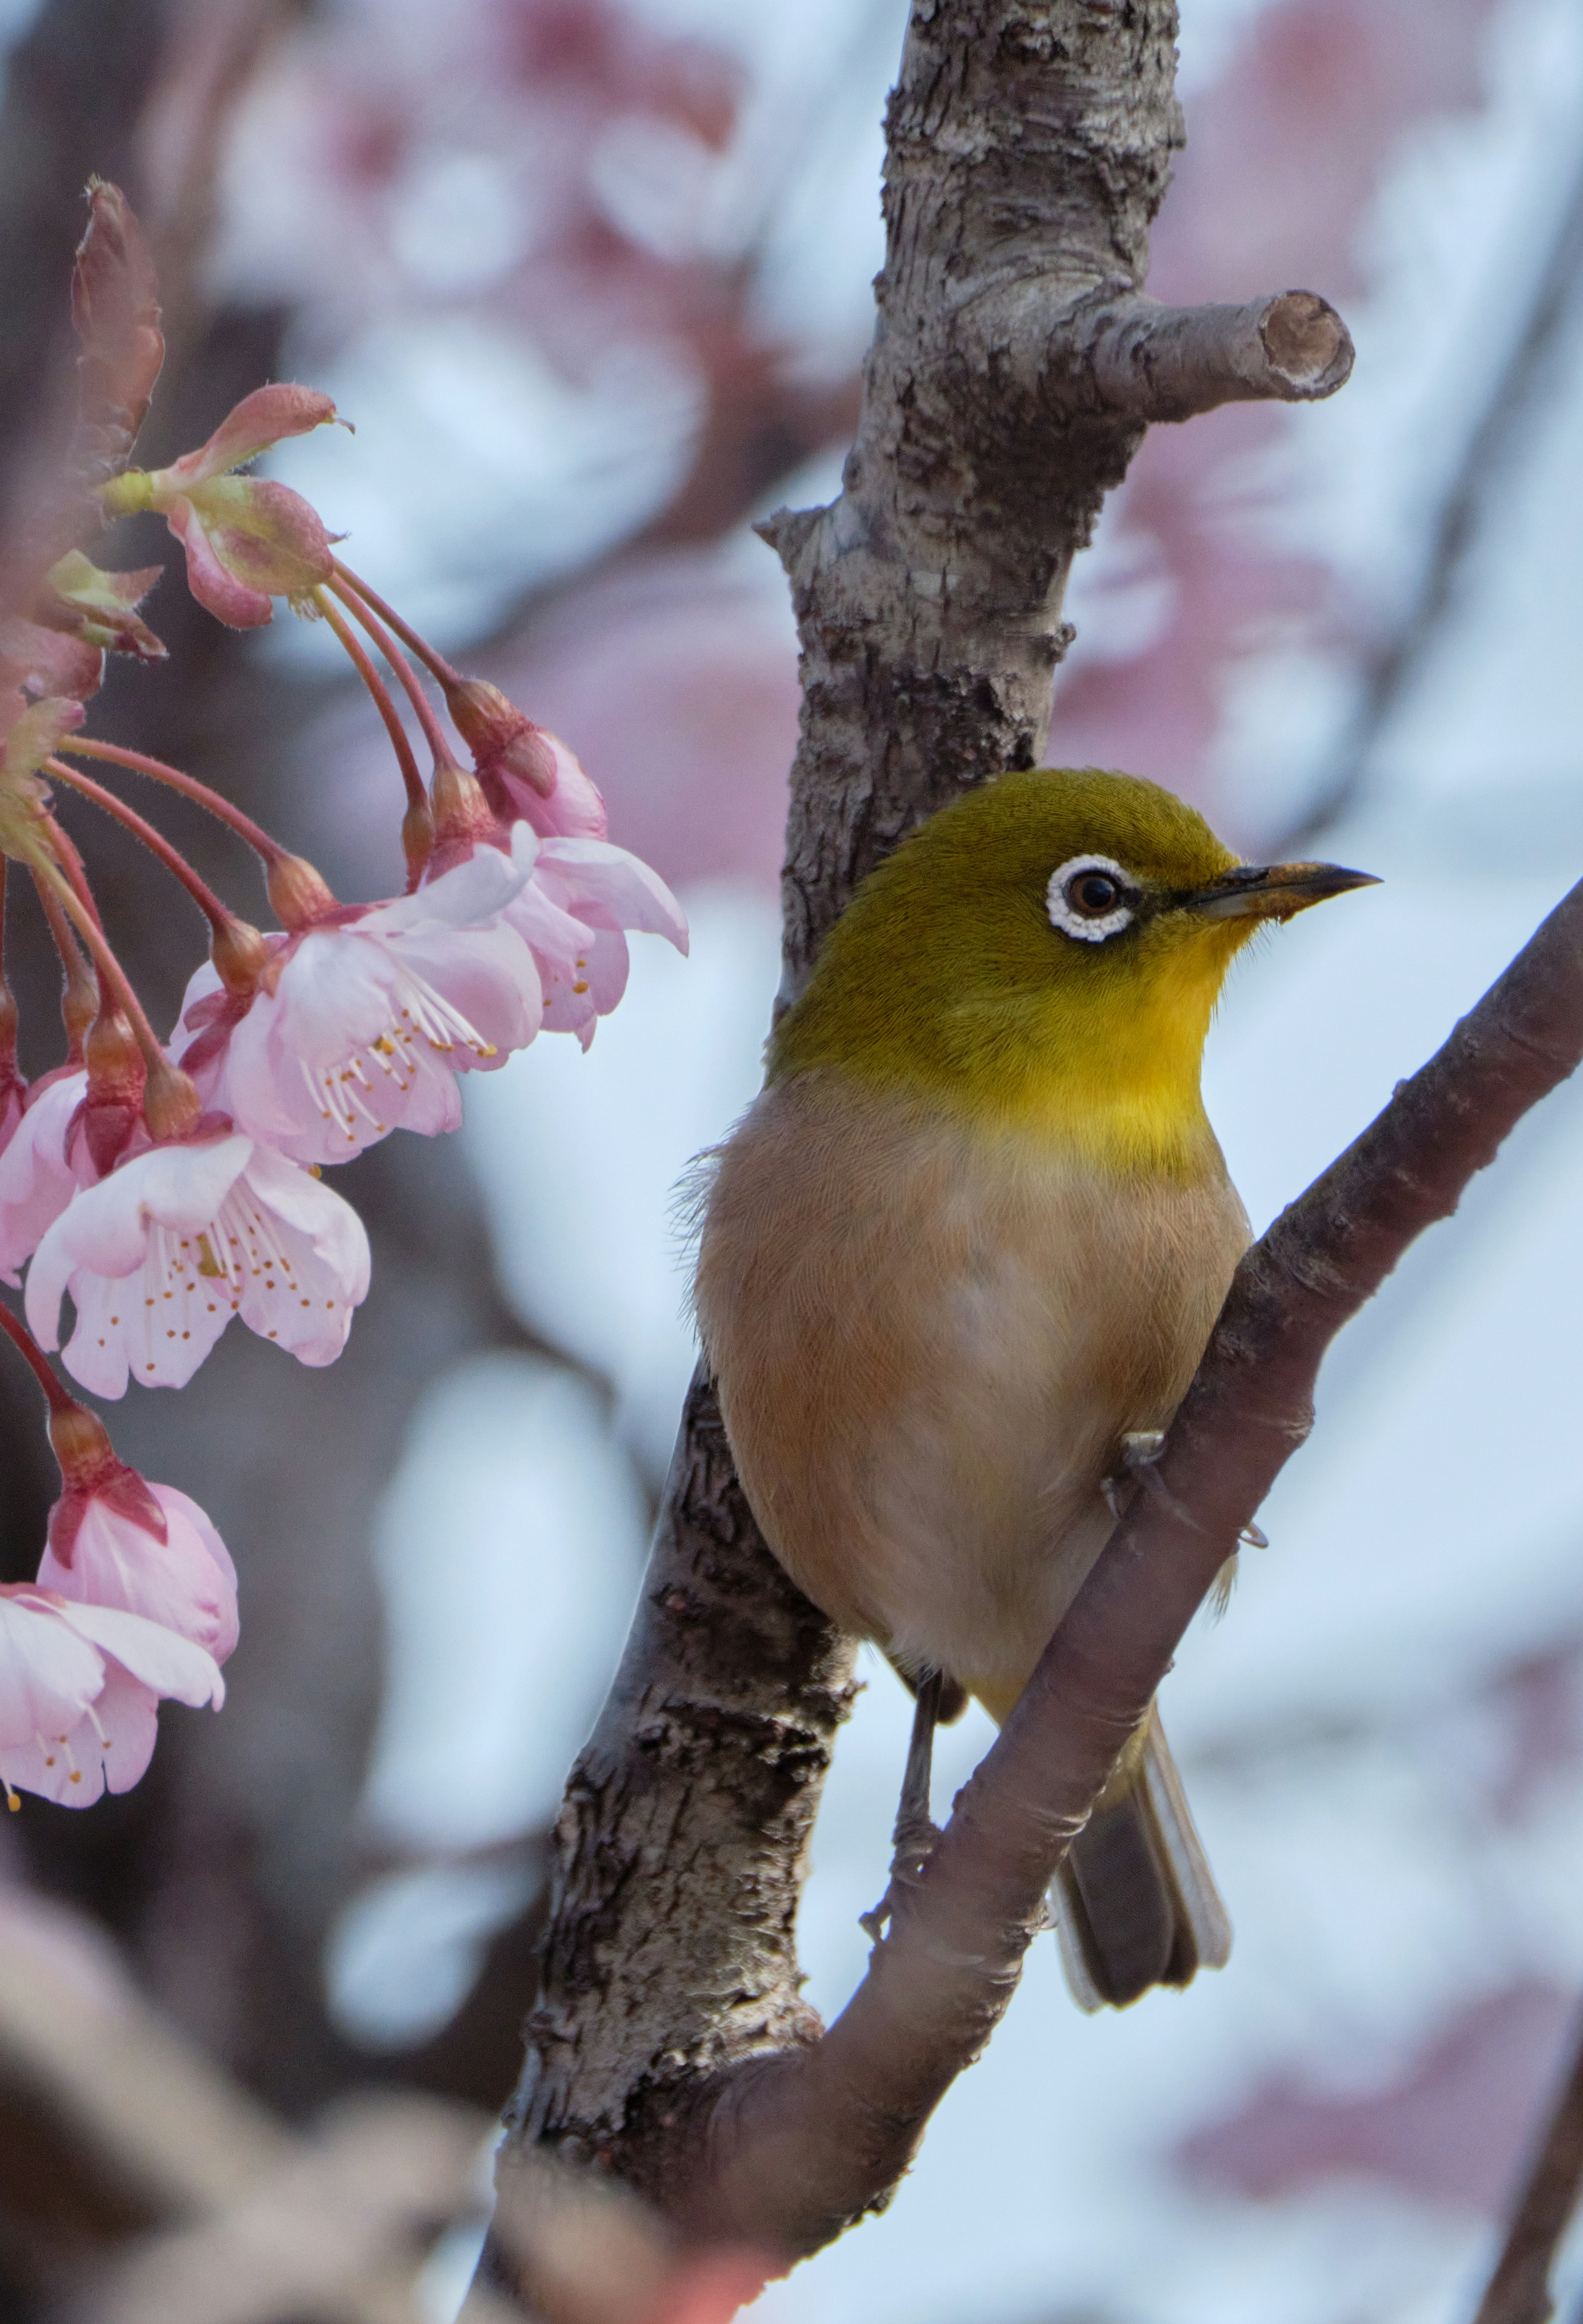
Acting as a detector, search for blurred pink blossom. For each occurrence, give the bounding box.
[0,1585,223,1809]
[24,1132,370,1395]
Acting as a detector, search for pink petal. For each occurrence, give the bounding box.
[39,1483,238,1665]
[0,1665,160,1806]
[488,727,608,840]
[0,1591,104,1745]
[380,844,529,935]
[0,1071,87,1285]
[160,384,339,487]
[24,1135,253,1372]
[165,497,273,627]
[535,839,688,952]
[53,1598,224,1709]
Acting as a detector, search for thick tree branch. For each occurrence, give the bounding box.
[489,0,1360,2289]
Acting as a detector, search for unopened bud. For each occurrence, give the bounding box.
[440,675,556,797]
[142,1054,201,1141]
[266,851,336,931]
[210,914,269,1001]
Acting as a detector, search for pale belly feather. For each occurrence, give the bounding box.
[695,1073,1249,1716]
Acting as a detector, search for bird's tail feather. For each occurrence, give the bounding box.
[1051,1707,1231,2012]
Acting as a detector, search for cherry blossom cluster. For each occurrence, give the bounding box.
[0,184,686,1807]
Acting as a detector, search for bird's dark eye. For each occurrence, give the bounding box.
[1045,852,1135,942]
[1070,872,1120,917]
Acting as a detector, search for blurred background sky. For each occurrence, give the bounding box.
[5,0,1583,2317]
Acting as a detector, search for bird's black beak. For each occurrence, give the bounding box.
[1182,860,1380,922]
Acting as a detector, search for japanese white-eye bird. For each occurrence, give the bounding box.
[693,766,1376,2009]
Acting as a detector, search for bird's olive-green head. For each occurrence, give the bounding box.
[770,767,1375,1177]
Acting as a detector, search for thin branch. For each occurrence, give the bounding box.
[1473,2005,1583,2324]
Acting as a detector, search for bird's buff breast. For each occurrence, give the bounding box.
[695,1072,1249,1716]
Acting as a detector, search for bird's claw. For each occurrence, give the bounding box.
[1102,1428,1167,1518]
[860,1810,944,1941]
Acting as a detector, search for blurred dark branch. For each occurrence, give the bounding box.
[133,0,300,363]
[1287,109,1583,850]
[1474,2003,1583,2324]
[0,0,164,530]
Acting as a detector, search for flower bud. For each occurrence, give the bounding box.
[266,851,337,930]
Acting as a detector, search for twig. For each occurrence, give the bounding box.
[1473,2005,1583,2324]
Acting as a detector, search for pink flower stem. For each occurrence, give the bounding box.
[311,589,429,814]
[330,559,462,688]
[0,1295,78,1419]
[44,760,241,940]
[31,869,97,1056]
[324,573,455,765]
[34,830,172,1076]
[56,737,288,868]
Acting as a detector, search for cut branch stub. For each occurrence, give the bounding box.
[1083,290,1355,421]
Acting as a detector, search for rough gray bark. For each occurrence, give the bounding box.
[489,0,1353,2279]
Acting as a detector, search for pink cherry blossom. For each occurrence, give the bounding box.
[0,1585,222,1809]
[99,385,341,629]
[443,677,610,839]
[494,823,688,1049]
[24,1132,370,1396]
[40,1475,238,1665]
[0,1070,92,1285]
[177,844,544,1166]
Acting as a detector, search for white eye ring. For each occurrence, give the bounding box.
[1046,854,1136,942]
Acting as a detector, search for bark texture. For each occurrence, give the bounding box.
[493,0,1355,2277]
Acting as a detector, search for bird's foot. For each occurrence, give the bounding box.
[1102,1429,1167,1519]
[860,1668,946,1942]
[860,1806,943,1942]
